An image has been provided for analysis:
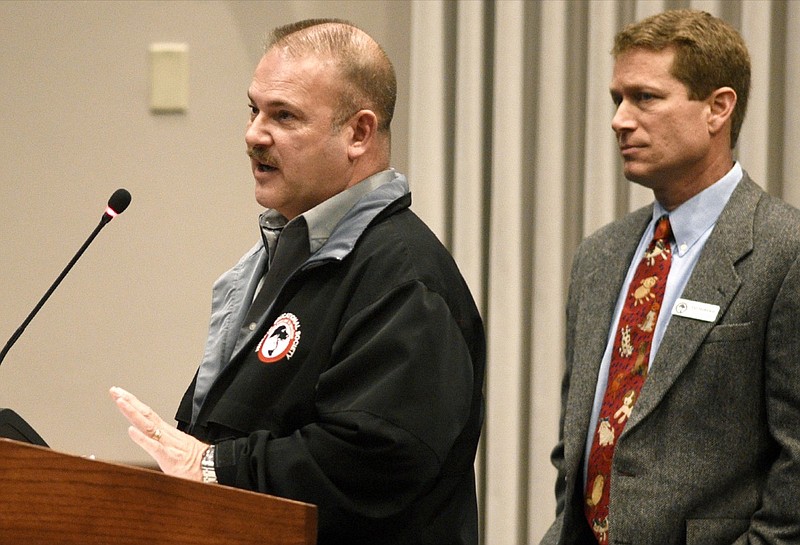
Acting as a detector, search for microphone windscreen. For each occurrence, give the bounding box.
[107,188,132,215]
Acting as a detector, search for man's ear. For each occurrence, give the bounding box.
[707,86,736,137]
[347,109,379,160]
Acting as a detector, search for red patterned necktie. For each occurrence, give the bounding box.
[584,216,673,543]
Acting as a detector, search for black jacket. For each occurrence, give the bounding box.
[176,183,485,545]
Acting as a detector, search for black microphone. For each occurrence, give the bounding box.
[0,189,132,367]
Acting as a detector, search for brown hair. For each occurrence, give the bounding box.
[267,19,396,133]
[613,10,750,148]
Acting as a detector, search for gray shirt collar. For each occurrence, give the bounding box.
[258,169,397,255]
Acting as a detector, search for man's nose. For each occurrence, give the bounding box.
[246,116,273,148]
[611,100,636,134]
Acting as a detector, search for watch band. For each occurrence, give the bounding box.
[201,445,218,484]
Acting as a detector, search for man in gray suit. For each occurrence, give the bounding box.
[541,9,800,545]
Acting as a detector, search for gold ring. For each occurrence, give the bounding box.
[152,428,163,442]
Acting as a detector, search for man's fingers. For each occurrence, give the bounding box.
[110,387,157,420]
[110,387,164,428]
[114,395,158,433]
[127,425,161,456]
[110,386,166,437]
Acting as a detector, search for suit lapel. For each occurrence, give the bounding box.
[563,208,652,471]
[625,176,761,431]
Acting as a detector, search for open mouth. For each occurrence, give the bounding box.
[248,148,279,172]
[257,162,278,172]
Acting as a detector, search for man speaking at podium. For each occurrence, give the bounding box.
[111,19,485,545]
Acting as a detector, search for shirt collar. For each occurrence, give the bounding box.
[258,169,396,254]
[653,162,743,257]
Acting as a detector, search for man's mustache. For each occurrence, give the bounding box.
[247,147,279,168]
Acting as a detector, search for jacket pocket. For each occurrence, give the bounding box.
[704,322,752,343]
[686,518,749,545]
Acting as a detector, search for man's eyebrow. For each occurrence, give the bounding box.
[246,93,296,110]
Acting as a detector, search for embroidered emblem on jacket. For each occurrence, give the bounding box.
[256,313,301,363]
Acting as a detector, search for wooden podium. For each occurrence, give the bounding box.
[0,439,317,544]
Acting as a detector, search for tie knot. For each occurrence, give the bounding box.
[654,216,672,242]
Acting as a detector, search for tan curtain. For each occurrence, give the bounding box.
[407,0,800,543]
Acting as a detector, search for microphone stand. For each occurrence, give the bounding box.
[0,214,114,367]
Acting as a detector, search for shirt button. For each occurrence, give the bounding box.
[248,322,257,331]
[679,243,688,253]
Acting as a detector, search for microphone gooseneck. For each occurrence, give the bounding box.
[0,189,132,366]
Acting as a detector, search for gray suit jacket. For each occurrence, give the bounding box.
[541,174,800,545]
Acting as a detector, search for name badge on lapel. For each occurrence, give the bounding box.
[671,298,720,322]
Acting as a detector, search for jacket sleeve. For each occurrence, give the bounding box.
[746,253,800,543]
[213,280,477,520]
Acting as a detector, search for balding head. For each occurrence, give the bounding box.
[266,19,396,134]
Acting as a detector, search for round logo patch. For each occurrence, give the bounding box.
[256,313,301,363]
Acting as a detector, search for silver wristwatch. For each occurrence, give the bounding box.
[201,445,218,484]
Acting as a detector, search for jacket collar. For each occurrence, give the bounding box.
[304,169,410,266]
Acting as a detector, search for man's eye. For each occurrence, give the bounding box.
[276,110,294,121]
[638,92,655,102]
[248,104,259,117]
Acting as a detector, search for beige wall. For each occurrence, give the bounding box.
[0,0,410,464]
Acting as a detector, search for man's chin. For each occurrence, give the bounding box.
[622,166,656,188]
[254,185,277,210]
